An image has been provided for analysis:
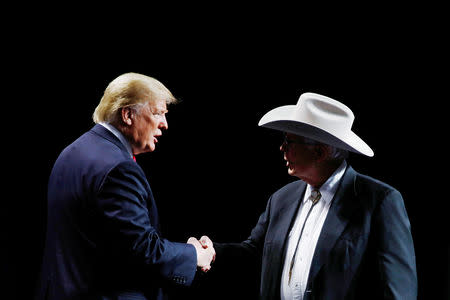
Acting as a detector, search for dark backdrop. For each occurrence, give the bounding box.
[3,13,448,299]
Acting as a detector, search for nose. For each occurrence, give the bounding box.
[280,140,287,152]
[159,115,168,130]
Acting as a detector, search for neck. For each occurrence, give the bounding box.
[102,121,135,157]
[305,159,344,188]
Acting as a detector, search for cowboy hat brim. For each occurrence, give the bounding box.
[258,105,374,157]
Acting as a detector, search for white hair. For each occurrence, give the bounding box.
[93,72,177,124]
[302,136,349,160]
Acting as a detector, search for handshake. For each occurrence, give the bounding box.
[187,236,215,272]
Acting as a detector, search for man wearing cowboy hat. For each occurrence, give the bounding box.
[193,92,417,299]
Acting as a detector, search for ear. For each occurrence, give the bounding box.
[121,107,133,126]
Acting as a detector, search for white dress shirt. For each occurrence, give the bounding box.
[280,161,347,300]
[99,122,134,158]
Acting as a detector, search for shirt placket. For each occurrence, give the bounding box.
[292,203,316,300]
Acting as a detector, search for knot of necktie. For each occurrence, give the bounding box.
[309,189,321,205]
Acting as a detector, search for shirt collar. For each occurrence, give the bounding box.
[99,122,133,158]
[304,160,347,205]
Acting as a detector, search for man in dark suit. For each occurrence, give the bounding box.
[196,92,417,299]
[35,72,215,300]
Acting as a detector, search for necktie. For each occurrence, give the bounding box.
[133,156,136,162]
[288,188,322,284]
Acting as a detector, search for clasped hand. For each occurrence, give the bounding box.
[187,235,215,272]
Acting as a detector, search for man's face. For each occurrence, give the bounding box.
[129,98,168,155]
[280,133,317,180]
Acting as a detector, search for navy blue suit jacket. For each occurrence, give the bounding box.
[215,166,417,300]
[36,124,197,300]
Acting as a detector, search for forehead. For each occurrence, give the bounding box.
[285,132,306,141]
[148,97,168,110]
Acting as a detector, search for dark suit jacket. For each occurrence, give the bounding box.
[35,124,197,300]
[215,165,417,300]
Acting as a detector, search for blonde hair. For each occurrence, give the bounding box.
[93,72,177,123]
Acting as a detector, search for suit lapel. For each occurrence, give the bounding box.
[307,166,359,284]
[277,181,307,256]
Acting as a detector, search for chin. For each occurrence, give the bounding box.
[137,144,155,154]
[288,167,298,177]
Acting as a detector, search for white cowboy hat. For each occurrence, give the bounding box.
[258,92,374,157]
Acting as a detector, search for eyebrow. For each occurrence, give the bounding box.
[152,107,168,114]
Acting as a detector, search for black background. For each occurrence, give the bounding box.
[3,8,448,299]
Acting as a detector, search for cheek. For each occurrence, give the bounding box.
[146,120,158,133]
[143,125,153,137]
[138,120,155,138]
[286,148,297,160]
[289,150,307,169]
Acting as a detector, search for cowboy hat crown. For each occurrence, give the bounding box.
[258,92,374,157]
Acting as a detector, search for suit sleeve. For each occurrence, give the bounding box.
[374,189,418,299]
[95,161,197,287]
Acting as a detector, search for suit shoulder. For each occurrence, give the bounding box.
[52,130,141,193]
[277,179,304,192]
[63,130,130,165]
[353,170,402,202]
[271,180,305,200]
